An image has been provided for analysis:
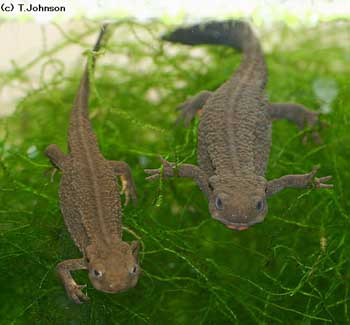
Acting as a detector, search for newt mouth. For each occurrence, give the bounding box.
[213,216,263,231]
[98,285,131,294]
[226,224,249,231]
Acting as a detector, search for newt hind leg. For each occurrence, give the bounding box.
[109,160,137,206]
[268,102,326,144]
[176,90,212,127]
[45,144,67,170]
[45,144,68,181]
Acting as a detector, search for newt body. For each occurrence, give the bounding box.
[146,21,332,231]
[45,26,139,303]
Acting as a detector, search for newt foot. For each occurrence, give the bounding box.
[44,167,58,183]
[64,282,89,304]
[176,102,201,127]
[145,158,175,181]
[308,166,333,189]
[175,91,211,126]
[314,175,333,189]
[302,112,328,145]
[120,175,137,206]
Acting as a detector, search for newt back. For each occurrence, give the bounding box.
[165,20,271,177]
[61,25,123,251]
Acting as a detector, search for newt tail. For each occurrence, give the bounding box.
[68,24,108,154]
[163,20,267,88]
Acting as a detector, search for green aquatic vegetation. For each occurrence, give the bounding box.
[0,19,349,324]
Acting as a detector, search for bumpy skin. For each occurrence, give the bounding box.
[145,21,333,231]
[45,26,139,304]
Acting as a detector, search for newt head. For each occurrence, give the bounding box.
[85,241,140,293]
[208,175,267,231]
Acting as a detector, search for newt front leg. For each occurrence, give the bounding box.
[145,158,210,197]
[268,102,325,144]
[266,166,333,197]
[57,258,89,304]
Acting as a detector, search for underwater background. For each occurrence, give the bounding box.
[0,6,350,324]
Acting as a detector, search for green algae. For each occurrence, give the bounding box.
[0,19,349,324]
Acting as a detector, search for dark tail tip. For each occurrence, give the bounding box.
[161,20,253,50]
[161,27,186,42]
[161,32,172,42]
[161,25,204,45]
[92,24,109,53]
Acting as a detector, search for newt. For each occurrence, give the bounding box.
[45,25,139,303]
[145,20,333,231]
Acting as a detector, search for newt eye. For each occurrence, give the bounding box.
[256,200,264,211]
[130,265,138,275]
[215,197,224,210]
[93,269,103,278]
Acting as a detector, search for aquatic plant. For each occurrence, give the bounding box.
[0,19,349,323]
